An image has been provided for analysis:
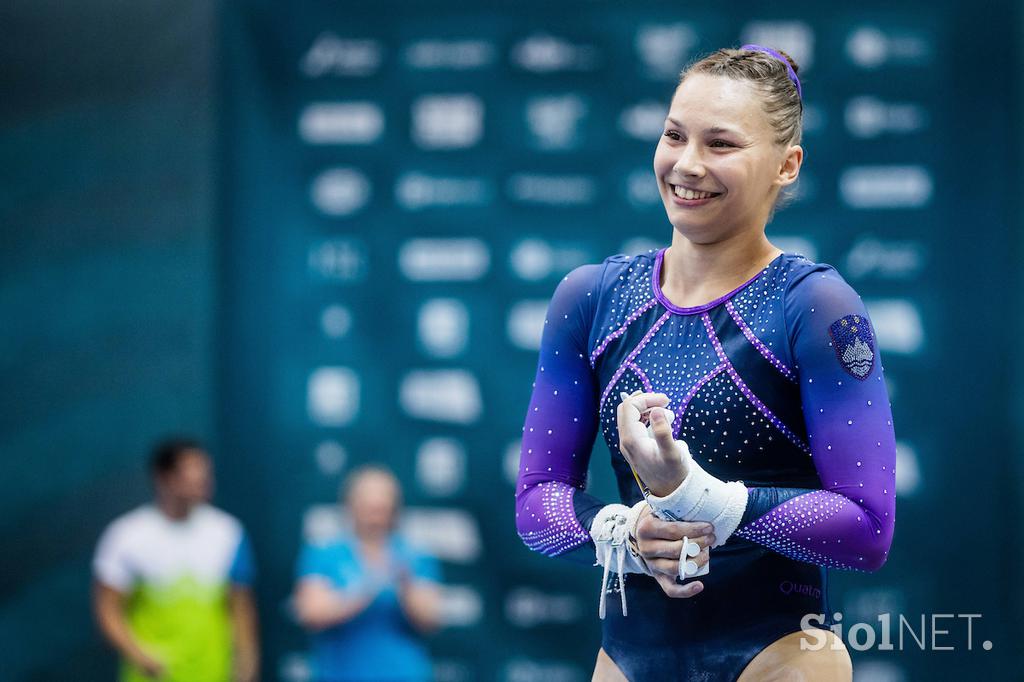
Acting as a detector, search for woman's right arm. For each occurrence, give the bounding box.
[514,263,608,561]
[516,262,718,605]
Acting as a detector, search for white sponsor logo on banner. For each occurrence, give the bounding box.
[526,95,587,150]
[511,33,598,73]
[625,168,660,207]
[509,239,589,281]
[399,238,490,281]
[839,166,933,209]
[845,96,929,138]
[436,585,483,627]
[395,173,492,210]
[300,33,382,77]
[504,440,521,486]
[846,26,934,69]
[506,301,548,351]
[418,299,469,358]
[894,441,920,495]
[635,24,698,79]
[320,304,353,339]
[298,102,384,144]
[308,238,367,282]
[416,438,466,496]
[412,95,484,149]
[405,39,496,70]
[307,367,359,426]
[402,508,482,563]
[507,174,596,205]
[845,238,926,280]
[314,441,347,475]
[619,101,668,141]
[310,168,371,216]
[400,370,482,423]
[505,587,583,627]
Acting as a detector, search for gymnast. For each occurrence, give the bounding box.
[515,44,896,681]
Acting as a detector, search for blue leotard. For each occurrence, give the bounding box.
[515,247,896,680]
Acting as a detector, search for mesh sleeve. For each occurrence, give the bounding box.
[734,266,897,571]
[515,263,609,560]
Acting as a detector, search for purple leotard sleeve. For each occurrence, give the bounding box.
[515,264,607,558]
[734,267,896,571]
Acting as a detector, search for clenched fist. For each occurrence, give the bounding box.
[616,391,689,496]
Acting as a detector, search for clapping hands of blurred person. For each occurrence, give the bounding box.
[292,466,443,682]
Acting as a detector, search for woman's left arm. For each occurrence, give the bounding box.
[733,265,897,571]
[396,551,443,633]
[397,577,442,633]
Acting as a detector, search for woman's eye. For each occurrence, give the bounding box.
[663,130,682,141]
[710,139,732,148]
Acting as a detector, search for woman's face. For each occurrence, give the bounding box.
[653,73,801,243]
[347,471,399,537]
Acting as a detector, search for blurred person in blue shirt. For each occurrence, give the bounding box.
[293,465,442,682]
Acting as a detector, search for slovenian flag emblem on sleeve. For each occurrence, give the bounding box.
[828,314,875,380]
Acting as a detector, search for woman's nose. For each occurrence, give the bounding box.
[673,142,705,178]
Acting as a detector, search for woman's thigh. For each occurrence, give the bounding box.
[593,631,850,682]
[737,629,852,682]
[592,648,630,682]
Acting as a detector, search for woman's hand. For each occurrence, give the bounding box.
[635,504,714,598]
[616,391,688,496]
[292,578,374,631]
[396,569,443,633]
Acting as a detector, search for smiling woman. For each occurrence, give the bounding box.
[515,45,894,682]
[654,62,803,253]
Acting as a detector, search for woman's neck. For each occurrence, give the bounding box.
[357,532,388,552]
[661,230,781,308]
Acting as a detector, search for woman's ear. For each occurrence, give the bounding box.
[777,144,803,187]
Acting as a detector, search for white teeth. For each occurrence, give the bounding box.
[673,185,717,200]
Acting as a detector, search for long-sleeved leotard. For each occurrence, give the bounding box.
[514,247,896,680]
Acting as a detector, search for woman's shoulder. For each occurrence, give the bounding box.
[778,252,851,294]
[580,248,661,300]
[601,248,659,271]
[549,250,657,322]
[566,249,658,278]
[776,252,869,322]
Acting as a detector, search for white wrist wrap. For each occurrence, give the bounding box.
[590,501,649,618]
[646,441,749,548]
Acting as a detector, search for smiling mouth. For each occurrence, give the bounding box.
[670,184,722,200]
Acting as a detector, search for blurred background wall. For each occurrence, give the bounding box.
[2,0,1023,680]
[1,1,217,679]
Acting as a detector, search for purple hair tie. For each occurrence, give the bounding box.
[740,43,802,99]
